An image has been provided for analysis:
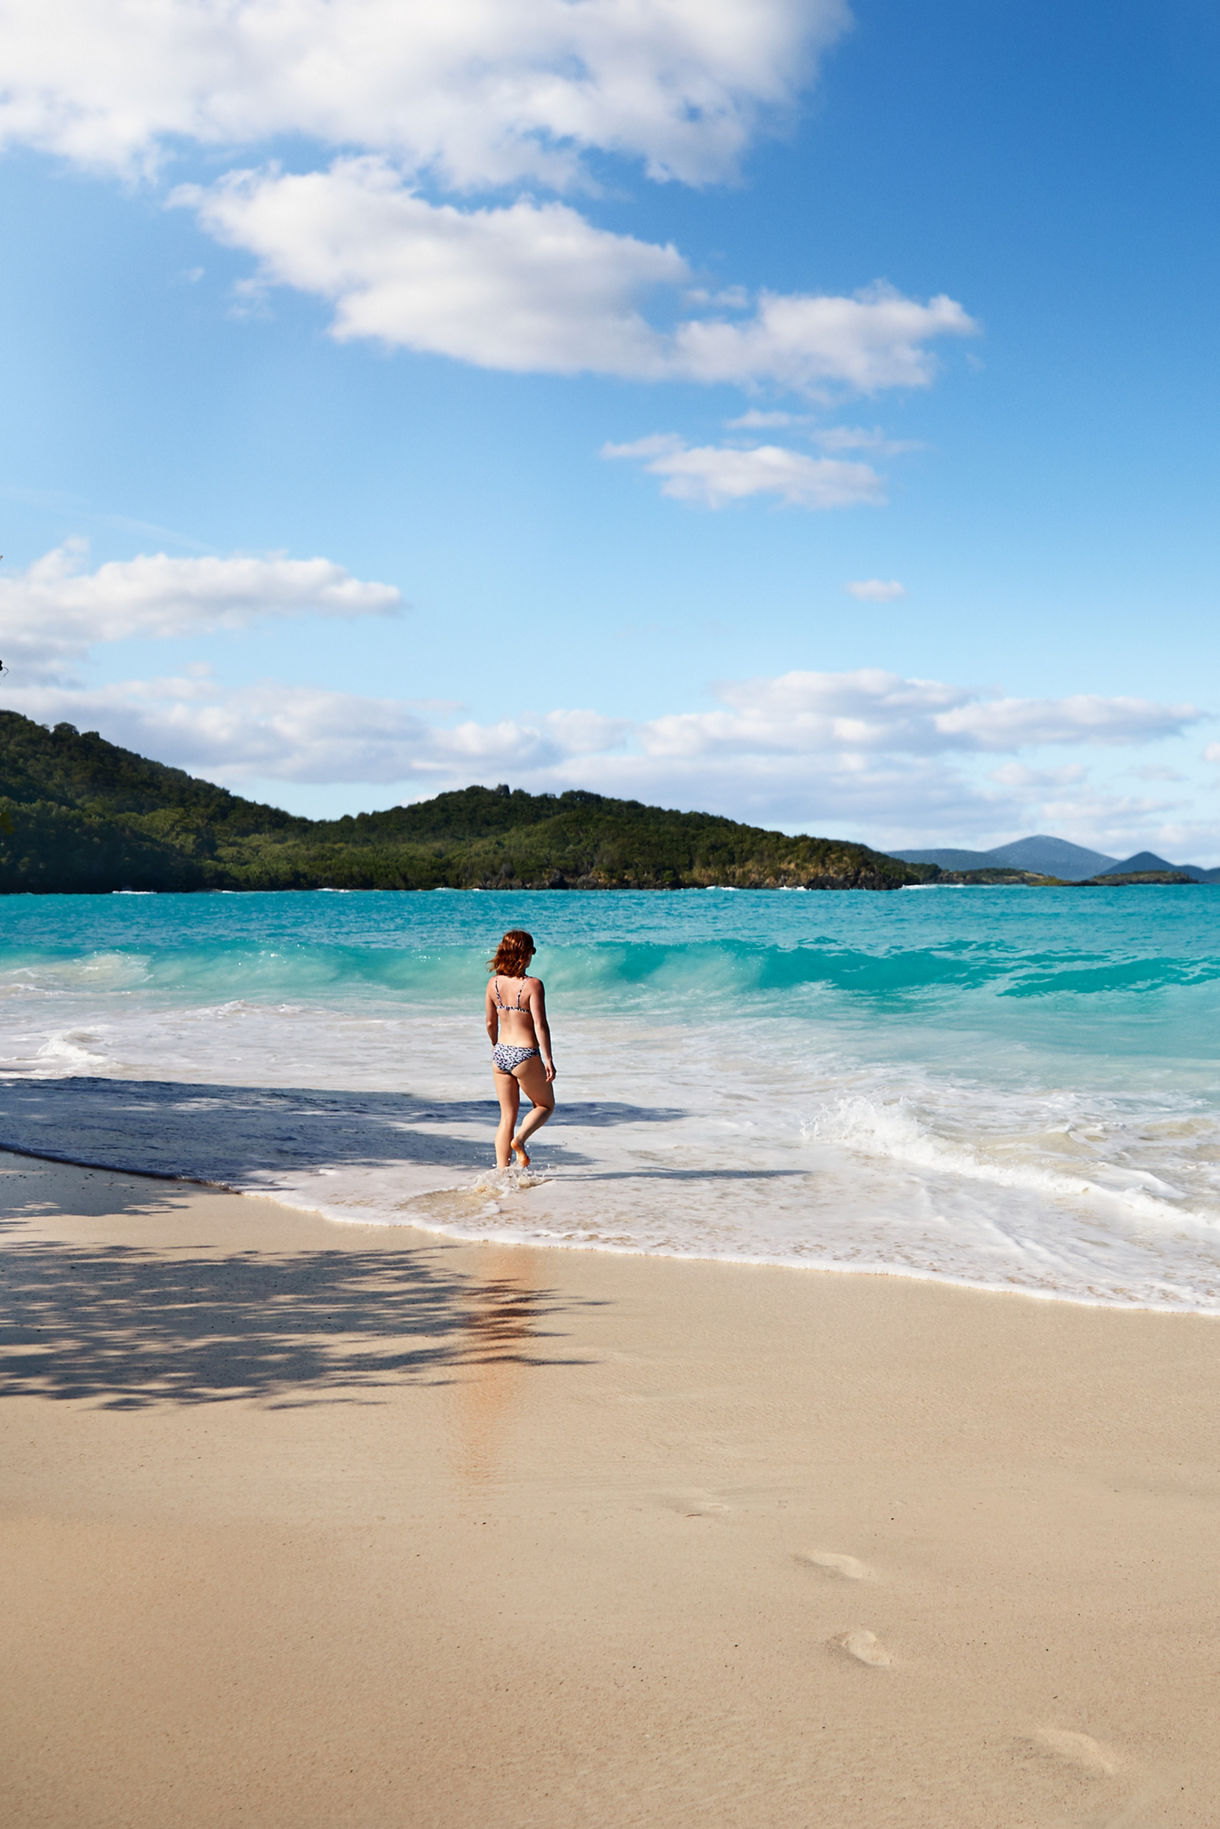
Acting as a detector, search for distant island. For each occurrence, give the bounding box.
[0,712,922,894]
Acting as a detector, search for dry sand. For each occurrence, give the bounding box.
[1,1146,1218,1828]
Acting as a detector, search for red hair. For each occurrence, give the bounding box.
[489,930,535,978]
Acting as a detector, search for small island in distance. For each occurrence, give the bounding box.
[0,710,1213,893]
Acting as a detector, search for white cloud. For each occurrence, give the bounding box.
[6,677,439,783]
[726,409,808,429]
[636,669,964,756]
[846,578,905,601]
[0,0,849,187]
[3,675,627,786]
[601,434,885,507]
[587,670,1198,760]
[670,283,977,392]
[184,162,687,376]
[0,540,400,681]
[1204,742,1220,765]
[934,693,1196,749]
[1014,790,1192,858]
[182,160,977,390]
[6,668,1199,814]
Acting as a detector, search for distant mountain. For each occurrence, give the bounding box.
[1098,851,1178,876]
[1098,852,1220,884]
[893,834,1220,884]
[987,836,1124,877]
[893,835,1119,879]
[0,710,923,894]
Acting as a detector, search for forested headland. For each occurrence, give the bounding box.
[0,711,927,893]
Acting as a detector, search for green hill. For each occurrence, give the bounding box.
[0,711,926,893]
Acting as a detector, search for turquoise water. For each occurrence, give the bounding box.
[1,886,1218,1307]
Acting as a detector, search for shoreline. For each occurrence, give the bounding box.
[3,1146,1219,1826]
[4,1133,1219,1319]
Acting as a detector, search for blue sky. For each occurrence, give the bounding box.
[2,0,1219,859]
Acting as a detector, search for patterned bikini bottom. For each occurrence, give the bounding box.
[492,1043,540,1074]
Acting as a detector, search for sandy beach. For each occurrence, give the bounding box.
[1,1145,1217,1828]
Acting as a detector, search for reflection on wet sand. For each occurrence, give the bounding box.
[453,1246,545,1487]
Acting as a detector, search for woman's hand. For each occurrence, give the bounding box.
[543,1061,556,1083]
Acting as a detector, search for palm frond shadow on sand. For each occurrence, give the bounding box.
[0,1173,596,1411]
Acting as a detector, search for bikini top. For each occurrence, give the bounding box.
[493,976,529,1011]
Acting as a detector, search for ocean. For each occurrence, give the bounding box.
[1,885,1218,1311]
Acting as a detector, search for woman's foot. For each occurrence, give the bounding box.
[510,1135,530,1168]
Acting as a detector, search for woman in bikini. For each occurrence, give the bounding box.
[485,928,556,1170]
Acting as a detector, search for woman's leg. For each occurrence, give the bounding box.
[493,1069,521,1169]
[510,1055,555,1163]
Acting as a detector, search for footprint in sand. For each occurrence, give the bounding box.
[1029,1727,1120,1777]
[832,1629,893,1668]
[796,1550,873,1581]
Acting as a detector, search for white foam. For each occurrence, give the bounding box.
[34,1030,113,1070]
[805,1096,1213,1231]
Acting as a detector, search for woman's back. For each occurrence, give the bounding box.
[491,973,538,1043]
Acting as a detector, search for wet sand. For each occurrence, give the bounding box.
[1,1147,1217,1827]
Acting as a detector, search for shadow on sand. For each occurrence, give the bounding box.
[0,1164,598,1411]
[0,1073,688,1184]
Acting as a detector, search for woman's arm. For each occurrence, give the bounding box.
[531,980,556,1081]
[485,981,499,1046]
